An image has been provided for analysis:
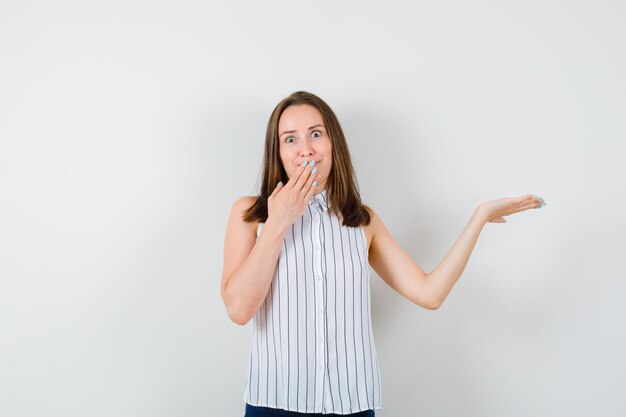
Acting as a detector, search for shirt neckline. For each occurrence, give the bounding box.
[310,189,328,211]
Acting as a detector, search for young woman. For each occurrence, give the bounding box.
[220,91,546,417]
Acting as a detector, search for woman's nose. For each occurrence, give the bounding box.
[299,143,314,156]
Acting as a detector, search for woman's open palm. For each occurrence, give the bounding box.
[478,193,546,223]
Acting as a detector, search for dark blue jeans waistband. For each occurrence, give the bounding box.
[244,403,375,417]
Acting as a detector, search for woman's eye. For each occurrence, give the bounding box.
[285,130,321,143]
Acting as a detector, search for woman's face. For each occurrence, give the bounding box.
[278,104,332,192]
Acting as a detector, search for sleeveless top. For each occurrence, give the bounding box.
[243,189,383,414]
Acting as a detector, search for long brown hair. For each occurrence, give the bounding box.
[243,91,371,228]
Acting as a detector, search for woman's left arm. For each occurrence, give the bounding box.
[427,193,545,308]
[368,194,545,310]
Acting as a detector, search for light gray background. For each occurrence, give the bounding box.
[1,1,624,416]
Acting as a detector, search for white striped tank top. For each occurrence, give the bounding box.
[243,189,383,414]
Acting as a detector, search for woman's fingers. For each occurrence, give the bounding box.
[517,193,534,203]
[303,166,318,200]
[507,203,536,215]
[294,160,315,194]
[504,199,545,217]
[479,193,546,223]
[271,181,283,197]
[513,194,545,210]
[286,161,308,188]
[515,194,544,204]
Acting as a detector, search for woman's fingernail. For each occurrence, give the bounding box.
[531,195,537,199]
[313,180,317,187]
[312,167,317,174]
[302,160,309,167]
[277,181,282,186]
[310,160,316,168]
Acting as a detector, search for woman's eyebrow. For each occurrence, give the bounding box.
[280,124,324,137]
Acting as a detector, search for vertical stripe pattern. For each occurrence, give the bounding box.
[243,190,382,414]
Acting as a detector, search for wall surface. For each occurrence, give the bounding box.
[1,1,625,416]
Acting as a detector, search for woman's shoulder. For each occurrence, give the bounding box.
[232,194,257,208]
[230,195,261,227]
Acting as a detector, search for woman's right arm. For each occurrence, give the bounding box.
[221,161,318,325]
[220,196,288,325]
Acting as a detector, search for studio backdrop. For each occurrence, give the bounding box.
[1,1,624,416]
